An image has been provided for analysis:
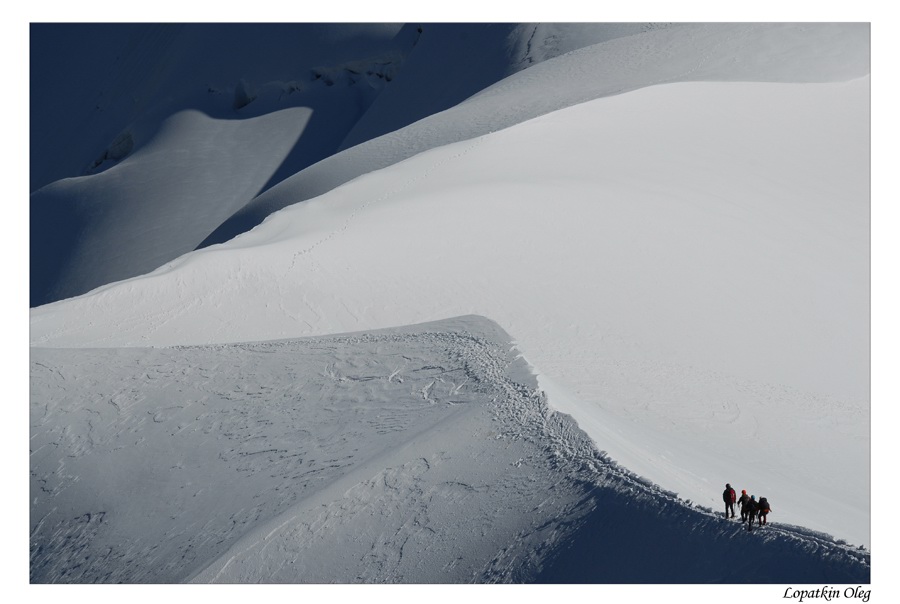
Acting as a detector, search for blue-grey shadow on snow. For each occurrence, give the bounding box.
[529,482,869,584]
[196,23,524,250]
[30,23,408,192]
[30,23,419,307]
[30,189,84,309]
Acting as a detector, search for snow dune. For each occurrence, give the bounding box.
[30,317,869,583]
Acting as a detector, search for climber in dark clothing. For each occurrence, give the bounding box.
[722,483,736,518]
[757,496,772,525]
[744,495,760,531]
[737,489,751,522]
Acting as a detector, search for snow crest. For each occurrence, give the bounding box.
[30,317,869,583]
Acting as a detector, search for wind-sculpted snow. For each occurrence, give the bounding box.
[30,107,318,307]
[332,23,679,152]
[30,24,867,306]
[32,22,660,307]
[201,22,868,247]
[29,24,411,307]
[30,317,868,583]
[29,23,407,193]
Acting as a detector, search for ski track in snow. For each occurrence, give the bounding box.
[30,318,869,584]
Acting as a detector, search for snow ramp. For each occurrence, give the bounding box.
[30,316,869,583]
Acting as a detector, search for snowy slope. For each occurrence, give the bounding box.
[30,23,867,306]
[201,22,868,248]
[29,23,410,306]
[29,22,871,584]
[29,23,407,193]
[31,72,870,549]
[332,23,682,152]
[30,317,869,583]
[31,23,660,307]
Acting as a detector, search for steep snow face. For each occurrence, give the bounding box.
[30,317,869,583]
[30,76,870,547]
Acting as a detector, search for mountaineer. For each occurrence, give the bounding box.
[722,483,736,518]
[736,489,751,522]
[758,496,772,525]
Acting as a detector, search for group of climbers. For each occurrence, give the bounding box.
[722,483,772,532]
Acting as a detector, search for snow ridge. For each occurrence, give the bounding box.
[31,317,869,583]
